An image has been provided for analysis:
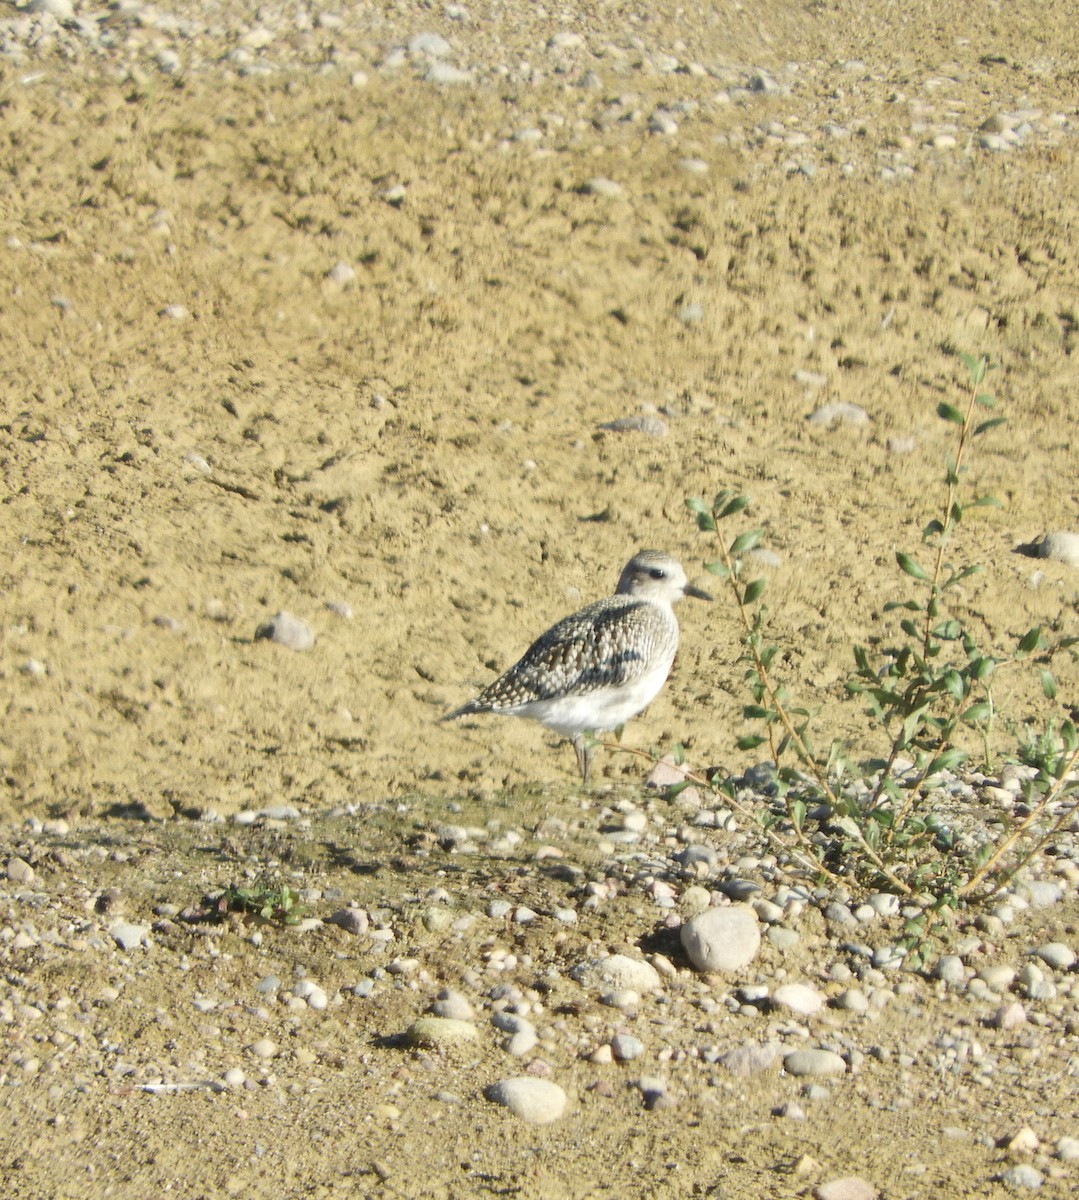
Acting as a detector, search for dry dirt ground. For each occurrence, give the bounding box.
[1,1,1078,1196]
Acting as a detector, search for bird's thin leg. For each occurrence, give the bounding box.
[573,734,596,786]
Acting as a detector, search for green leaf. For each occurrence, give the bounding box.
[900,618,920,639]
[696,512,717,533]
[743,705,775,721]
[884,599,922,613]
[729,529,762,556]
[1016,626,1043,655]
[926,747,967,775]
[735,734,766,751]
[969,656,996,680]
[961,701,993,724]
[896,552,928,581]
[705,559,729,577]
[932,620,962,641]
[672,742,686,766]
[1040,669,1057,700]
[789,799,806,831]
[717,494,751,519]
[967,354,988,385]
[742,578,766,604]
[940,670,965,699]
[937,401,964,425]
[685,497,708,515]
[969,493,1003,507]
[922,518,945,539]
[973,417,1007,437]
[974,391,995,409]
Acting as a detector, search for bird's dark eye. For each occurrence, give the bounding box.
[648,567,666,579]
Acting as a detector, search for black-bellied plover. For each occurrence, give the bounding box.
[442,550,711,783]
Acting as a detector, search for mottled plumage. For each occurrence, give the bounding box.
[443,550,711,783]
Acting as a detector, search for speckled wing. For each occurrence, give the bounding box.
[458,596,675,714]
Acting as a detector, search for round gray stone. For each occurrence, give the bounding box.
[784,1048,847,1077]
[680,905,761,973]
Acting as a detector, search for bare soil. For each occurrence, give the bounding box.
[1,2,1078,1196]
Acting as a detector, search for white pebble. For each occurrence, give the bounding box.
[1035,531,1079,569]
[254,611,315,651]
[485,1078,566,1125]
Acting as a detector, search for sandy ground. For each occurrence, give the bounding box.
[1,1,1078,1196]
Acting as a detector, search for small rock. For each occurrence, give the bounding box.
[1035,531,1079,568]
[680,905,761,973]
[833,988,869,1013]
[1031,942,1076,971]
[254,611,315,651]
[485,1078,567,1125]
[580,177,622,197]
[599,415,669,438]
[718,1042,781,1077]
[430,990,474,1021]
[426,62,471,85]
[29,0,74,19]
[773,983,825,1015]
[932,955,966,984]
[783,1048,847,1077]
[6,858,34,885]
[327,908,369,936]
[610,1033,645,1061]
[807,402,870,427]
[327,261,356,286]
[1007,1126,1040,1154]
[409,32,452,57]
[249,1038,278,1059]
[570,954,662,994]
[816,1179,879,1200]
[404,1018,479,1049]
[997,1164,1043,1189]
[1056,1137,1079,1162]
[109,923,149,951]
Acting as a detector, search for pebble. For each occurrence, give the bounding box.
[997,1165,1043,1190]
[719,1042,781,1077]
[833,988,869,1013]
[772,982,825,1016]
[580,177,622,197]
[109,923,149,951]
[485,1078,567,1125]
[932,955,966,984]
[1035,531,1079,569]
[431,990,474,1021]
[599,415,669,438]
[570,954,662,994]
[1031,942,1075,971]
[254,611,315,651]
[783,1048,847,1077]
[6,857,34,885]
[249,1038,278,1059]
[610,1033,645,1061]
[991,1002,1027,1030]
[807,402,871,427]
[816,1180,879,1200]
[680,905,761,973]
[426,62,471,85]
[404,1017,479,1049]
[327,907,369,935]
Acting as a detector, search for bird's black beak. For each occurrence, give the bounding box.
[684,583,713,601]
